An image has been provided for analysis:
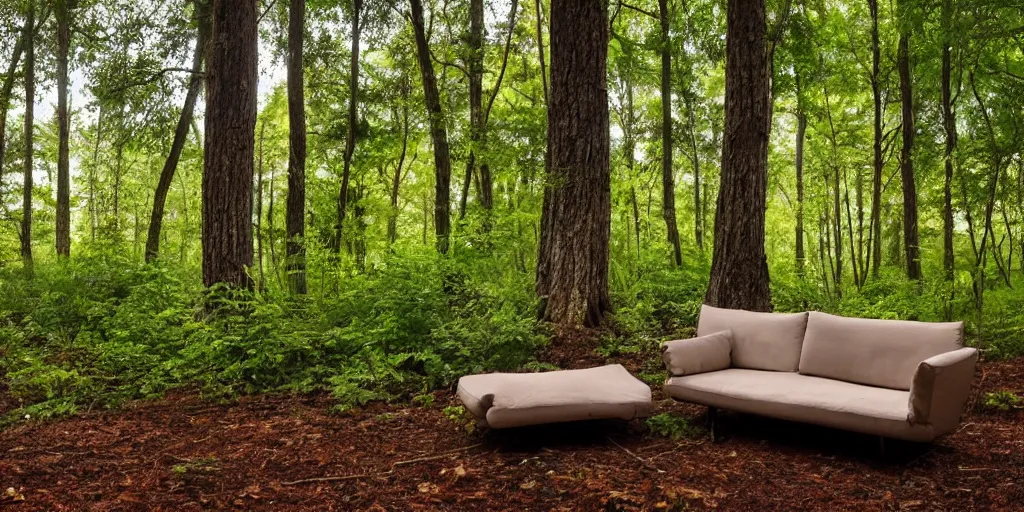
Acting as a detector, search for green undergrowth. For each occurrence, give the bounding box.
[0,249,546,427]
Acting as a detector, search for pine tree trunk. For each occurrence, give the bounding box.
[202,0,257,289]
[410,0,452,254]
[660,0,682,267]
[868,0,883,278]
[21,3,35,276]
[56,0,71,258]
[535,0,611,327]
[146,0,209,263]
[459,0,484,221]
[898,29,922,281]
[795,105,806,276]
[940,0,956,282]
[286,0,308,293]
[0,24,25,213]
[335,0,361,253]
[705,0,771,311]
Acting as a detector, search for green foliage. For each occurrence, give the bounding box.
[646,413,703,441]
[0,248,546,425]
[982,391,1023,412]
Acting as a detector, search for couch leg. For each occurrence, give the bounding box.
[707,407,718,443]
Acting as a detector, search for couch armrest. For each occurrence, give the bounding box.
[662,330,732,377]
[908,347,979,431]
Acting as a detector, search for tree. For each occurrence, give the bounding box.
[535,0,611,326]
[410,0,452,254]
[335,0,361,254]
[939,0,956,282]
[286,0,307,293]
[22,1,35,276]
[56,0,72,258]
[867,0,883,278]
[202,0,257,288]
[0,23,25,202]
[897,0,921,281]
[660,0,682,266]
[145,0,209,263]
[704,0,771,311]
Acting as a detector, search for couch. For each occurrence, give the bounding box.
[661,305,978,442]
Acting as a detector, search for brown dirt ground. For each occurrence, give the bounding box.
[1,332,1022,511]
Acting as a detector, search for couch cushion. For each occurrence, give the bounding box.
[456,364,652,429]
[798,312,964,390]
[664,368,936,442]
[662,330,732,377]
[697,305,808,372]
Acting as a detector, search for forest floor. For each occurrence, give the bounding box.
[1,332,1023,511]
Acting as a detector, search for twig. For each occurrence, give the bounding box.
[607,436,665,474]
[280,443,484,486]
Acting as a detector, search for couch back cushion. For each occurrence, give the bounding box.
[697,305,809,372]
[798,312,964,390]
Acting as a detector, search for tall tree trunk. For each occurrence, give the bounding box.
[898,27,922,280]
[389,96,410,245]
[55,0,71,258]
[683,93,703,250]
[256,121,266,289]
[335,0,361,253]
[145,0,209,262]
[940,0,957,282]
[706,0,771,311]
[202,0,257,289]
[410,0,452,254]
[286,0,308,293]
[660,0,682,267]
[21,2,35,276]
[0,24,25,212]
[534,0,549,106]
[535,0,611,326]
[459,0,484,221]
[795,85,806,276]
[868,0,883,278]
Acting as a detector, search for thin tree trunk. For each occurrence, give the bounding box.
[660,0,682,267]
[536,0,611,326]
[389,91,411,245]
[795,75,806,276]
[256,121,266,289]
[146,0,208,262]
[410,0,452,254]
[286,0,308,293]
[0,24,25,218]
[868,0,883,278]
[202,0,257,289]
[21,2,35,276]
[89,108,103,242]
[940,0,957,282]
[685,94,703,251]
[898,23,922,280]
[705,0,772,311]
[55,0,71,258]
[335,0,361,253]
[534,0,548,106]
[459,0,484,221]
[824,87,842,296]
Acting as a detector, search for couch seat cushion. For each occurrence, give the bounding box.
[697,305,809,372]
[664,368,935,441]
[798,312,963,390]
[457,364,652,429]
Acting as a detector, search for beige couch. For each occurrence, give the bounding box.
[662,305,978,442]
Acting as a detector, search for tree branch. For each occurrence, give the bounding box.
[483,0,520,125]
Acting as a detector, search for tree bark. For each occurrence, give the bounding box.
[335,0,361,253]
[940,0,957,281]
[145,0,209,262]
[795,79,806,276]
[388,94,410,244]
[868,0,883,278]
[286,0,308,293]
[410,0,452,254]
[459,0,484,221]
[0,24,25,213]
[202,0,257,289]
[660,0,682,267]
[21,2,35,276]
[898,28,922,280]
[535,0,611,327]
[705,0,771,311]
[55,0,71,258]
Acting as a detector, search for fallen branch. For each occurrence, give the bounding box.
[281,443,483,486]
[607,436,665,474]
